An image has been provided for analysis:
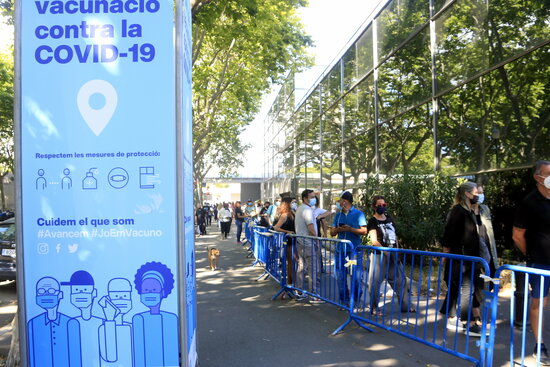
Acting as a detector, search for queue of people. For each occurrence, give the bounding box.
[195,160,549,362]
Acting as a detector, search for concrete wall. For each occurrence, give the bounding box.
[1,174,15,210]
[240,183,261,203]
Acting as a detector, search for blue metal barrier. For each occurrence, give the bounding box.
[251,226,269,265]
[336,246,491,367]
[244,218,254,245]
[487,264,550,367]
[264,231,286,284]
[252,231,291,292]
[285,234,358,310]
[241,231,550,367]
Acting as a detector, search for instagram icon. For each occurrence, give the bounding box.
[37,243,49,255]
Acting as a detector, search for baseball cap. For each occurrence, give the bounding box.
[341,191,353,203]
[61,270,94,286]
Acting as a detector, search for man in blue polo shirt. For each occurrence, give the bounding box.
[330,191,367,305]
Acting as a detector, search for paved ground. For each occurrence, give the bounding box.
[195,223,549,367]
[196,225,467,367]
[0,223,546,367]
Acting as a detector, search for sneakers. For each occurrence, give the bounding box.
[446,317,465,332]
[309,297,326,305]
[295,293,308,302]
[463,323,490,337]
[533,343,550,366]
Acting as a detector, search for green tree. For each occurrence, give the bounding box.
[436,0,550,174]
[361,173,458,250]
[0,39,13,210]
[191,0,312,201]
[0,0,14,24]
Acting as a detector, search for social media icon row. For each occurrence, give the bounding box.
[37,243,78,255]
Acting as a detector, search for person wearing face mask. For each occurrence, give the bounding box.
[472,185,498,275]
[468,184,499,326]
[294,189,322,302]
[367,195,414,315]
[512,160,550,364]
[62,270,104,367]
[270,198,281,224]
[245,200,255,216]
[259,201,272,227]
[133,262,178,367]
[440,181,486,337]
[27,276,81,367]
[99,278,134,366]
[330,191,368,305]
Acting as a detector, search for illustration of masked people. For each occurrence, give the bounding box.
[27,276,82,367]
[132,262,179,367]
[98,278,133,367]
[61,271,104,367]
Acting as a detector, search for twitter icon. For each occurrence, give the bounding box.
[68,244,78,253]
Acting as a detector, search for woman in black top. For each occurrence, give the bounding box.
[274,197,296,286]
[440,181,485,337]
[367,195,412,313]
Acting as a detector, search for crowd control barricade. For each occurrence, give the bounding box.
[285,234,356,309]
[486,264,550,367]
[251,226,269,265]
[252,231,289,287]
[264,231,286,284]
[337,246,491,367]
[244,218,254,245]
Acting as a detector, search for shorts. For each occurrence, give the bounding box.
[527,263,550,298]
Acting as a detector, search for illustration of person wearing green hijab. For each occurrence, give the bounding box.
[132,262,179,367]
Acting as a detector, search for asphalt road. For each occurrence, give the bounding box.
[196,223,549,367]
[0,222,547,367]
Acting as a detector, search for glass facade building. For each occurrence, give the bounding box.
[262,0,549,207]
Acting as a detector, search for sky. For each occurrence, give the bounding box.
[236,0,383,178]
[0,19,13,53]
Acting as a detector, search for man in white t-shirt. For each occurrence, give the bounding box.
[218,203,232,239]
[294,189,321,301]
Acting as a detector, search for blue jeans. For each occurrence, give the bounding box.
[527,263,550,298]
[335,251,360,305]
[235,220,243,242]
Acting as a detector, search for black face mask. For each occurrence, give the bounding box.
[376,206,387,215]
[469,195,479,205]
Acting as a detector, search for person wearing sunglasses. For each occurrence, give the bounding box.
[367,195,413,315]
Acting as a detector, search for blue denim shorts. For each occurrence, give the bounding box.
[527,263,550,299]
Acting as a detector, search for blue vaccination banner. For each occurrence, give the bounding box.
[180,0,197,366]
[18,0,194,366]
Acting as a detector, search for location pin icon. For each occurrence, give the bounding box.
[77,80,118,136]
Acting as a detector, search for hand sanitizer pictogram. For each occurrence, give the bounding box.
[83,168,98,190]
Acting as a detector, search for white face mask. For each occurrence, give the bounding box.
[477,194,485,204]
[541,175,550,189]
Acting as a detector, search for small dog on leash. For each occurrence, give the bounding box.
[207,247,221,271]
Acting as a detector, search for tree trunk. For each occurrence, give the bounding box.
[6,312,20,367]
[0,173,6,210]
